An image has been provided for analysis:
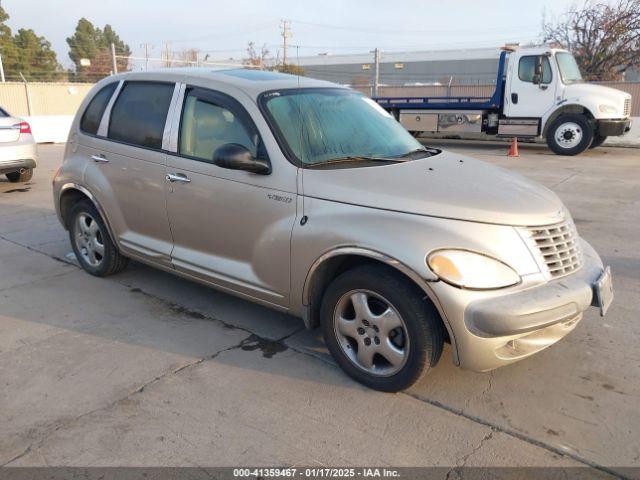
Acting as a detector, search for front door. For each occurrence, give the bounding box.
[505,53,557,119]
[165,86,296,308]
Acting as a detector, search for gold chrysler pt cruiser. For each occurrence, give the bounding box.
[53,69,613,392]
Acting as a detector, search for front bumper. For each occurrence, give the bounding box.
[597,118,631,137]
[432,239,606,372]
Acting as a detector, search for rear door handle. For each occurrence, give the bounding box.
[166,173,191,183]
[91,154,108,163]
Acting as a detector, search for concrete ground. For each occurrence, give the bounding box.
[0,143,638,475]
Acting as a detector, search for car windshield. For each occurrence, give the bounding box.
[556,52,583,84]
[262,88,430,166]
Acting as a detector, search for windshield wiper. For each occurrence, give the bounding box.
[306,156,404,168]
[391,147,438,158]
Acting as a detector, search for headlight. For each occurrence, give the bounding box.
[427,249,520,290]
[598,104,618,114]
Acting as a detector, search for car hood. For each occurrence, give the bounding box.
[301,150,566,226]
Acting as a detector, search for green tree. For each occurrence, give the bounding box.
[67,18,130,81]
[0,6,63,81]
[12,29,63,81]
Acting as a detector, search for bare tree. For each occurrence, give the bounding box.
[174,48,199,67]
[543,0,640,80]
[245,42,270,68]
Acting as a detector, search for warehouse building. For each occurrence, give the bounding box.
[296,47,503,87]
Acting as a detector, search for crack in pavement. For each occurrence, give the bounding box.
[0,444,32,467]
[0,235,628,476]
[404,392,625,480]
[0,269,76,294]
[0,234,71,265]
[445,431,494,480]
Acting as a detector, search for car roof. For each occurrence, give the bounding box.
[107,68,344,98]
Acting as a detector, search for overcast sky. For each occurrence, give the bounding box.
[4,0,578,68]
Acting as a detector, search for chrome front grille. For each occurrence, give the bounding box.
[523,220,582,279]
[623,98,631,117]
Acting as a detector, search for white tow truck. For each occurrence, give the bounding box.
[375,46,632,155]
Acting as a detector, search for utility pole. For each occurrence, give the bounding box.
[140,43,153,70]
[281,19,291,65]
[110,43,118,75]
[373,48,380,97]
[163,42,172,68]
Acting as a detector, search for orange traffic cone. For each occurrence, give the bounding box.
[508,137,519,157]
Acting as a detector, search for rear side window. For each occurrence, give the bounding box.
[108,82,174,149]
[80,83,117,134]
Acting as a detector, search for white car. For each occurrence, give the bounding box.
[0,107,37,183]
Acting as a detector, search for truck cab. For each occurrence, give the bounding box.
[505,47,632,154]
[376,46,632,156]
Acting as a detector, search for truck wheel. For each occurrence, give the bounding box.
[589,134,607,149]
[68,200,128,277]
[6,168,33,183]
[320,265,444,392]
[546,114,593,156]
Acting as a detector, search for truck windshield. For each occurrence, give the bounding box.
[262,89,430,166]
[556,52,583,84]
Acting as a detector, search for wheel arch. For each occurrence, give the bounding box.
[301,247,457,362]
[542,104,596,137]
[58,184,117,243]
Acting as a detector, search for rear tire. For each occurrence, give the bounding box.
[546,114,593,156]
[320,265,444,392]
[6,168,33,183]
[68,200,128,277]
[589,134,607,149]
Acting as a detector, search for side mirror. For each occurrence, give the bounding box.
[213,143,271,175]
[533,56,544,85]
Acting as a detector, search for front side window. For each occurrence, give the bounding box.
[518,56,552,84]
[556,52,583,84]
[108,82,174,149]
[179,92,256,162]
[262,89,427,166]
[80,82,117,135]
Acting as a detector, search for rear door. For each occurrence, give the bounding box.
[83,80,178,266]
[164,86,296,308]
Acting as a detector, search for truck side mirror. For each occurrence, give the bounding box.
[533,56,544,85]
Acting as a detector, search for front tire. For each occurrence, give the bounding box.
[546,114,593,156]
[589,134,607,149]
[320,265,444,392]
[68,200,128,277]
[6,168,33,183]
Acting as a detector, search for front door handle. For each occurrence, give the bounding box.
[91,154,108,163]
[166,173,191,183]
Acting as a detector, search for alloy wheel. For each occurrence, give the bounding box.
[333,289,409,376]
[74,212,105,267]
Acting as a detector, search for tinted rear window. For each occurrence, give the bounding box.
[108,82,174,149]
[80,83,117,134]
